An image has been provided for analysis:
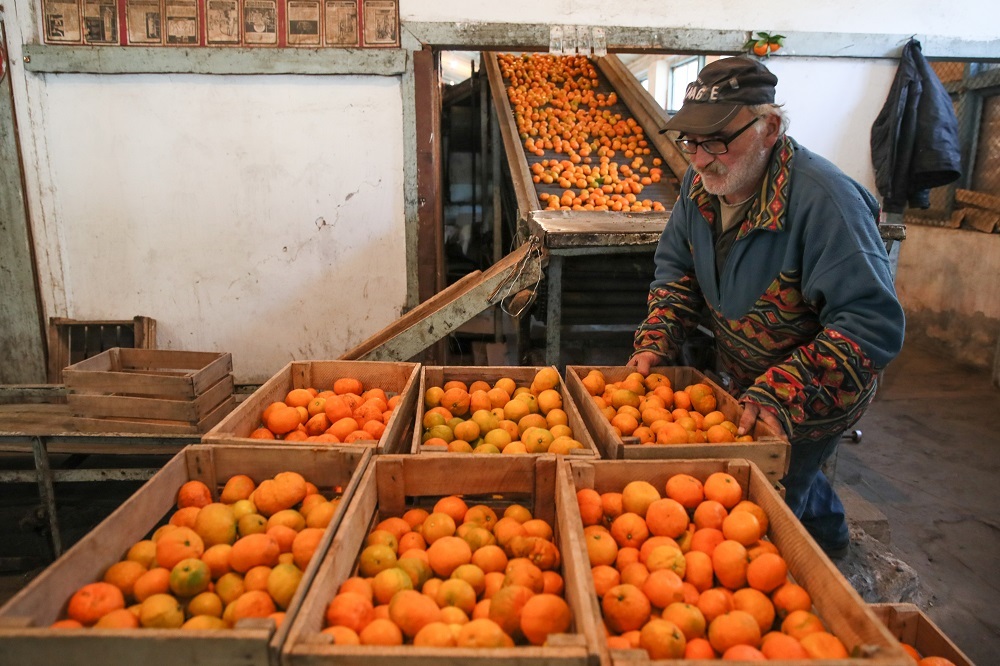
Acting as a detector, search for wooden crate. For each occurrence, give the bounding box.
[565,458,912,666]
[203,360,420,453]
[62,348,235,435]
[565,365,790,484]
[411,366,599,457]
[282,455,602,665]
[0,443,372,666]
[48,316,157,383]
[869,603,974,666]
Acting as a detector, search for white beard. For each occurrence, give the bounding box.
[695,136,772,202]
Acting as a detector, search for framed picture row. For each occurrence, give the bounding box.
[40,0,399,47]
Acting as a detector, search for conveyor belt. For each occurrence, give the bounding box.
[485,52,689,249]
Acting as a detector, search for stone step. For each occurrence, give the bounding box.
[837,483,891,545]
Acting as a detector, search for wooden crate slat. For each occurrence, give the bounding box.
[72,395,237,435]
[383,454,540,500]
[0,633,272,666]
[67,374,234,422]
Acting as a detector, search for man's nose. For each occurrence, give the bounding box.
[691,145,715,168]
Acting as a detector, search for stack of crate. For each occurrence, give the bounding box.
[63,348,235,434]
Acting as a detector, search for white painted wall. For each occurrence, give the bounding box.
[763,58,900,195]
[895,226,1000,369]
[6,0,998,382]
[26,72,405,382]
[898,227,1000,319]
[400,0,998,40]
[76,73,405,365]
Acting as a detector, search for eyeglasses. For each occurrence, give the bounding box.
[674,116,760,155]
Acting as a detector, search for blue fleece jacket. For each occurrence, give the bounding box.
[634,136,905,444]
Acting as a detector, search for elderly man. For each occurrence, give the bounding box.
[628,57,905,558]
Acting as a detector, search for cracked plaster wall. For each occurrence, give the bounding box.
[30,75,405,383]
[895,225,1000,372]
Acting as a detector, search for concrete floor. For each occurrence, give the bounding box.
[832,338,1000,664]
[0,338,997,662]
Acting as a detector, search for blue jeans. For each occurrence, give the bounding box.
[780,434,850,552]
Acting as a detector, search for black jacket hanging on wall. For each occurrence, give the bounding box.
[870,38,962,213]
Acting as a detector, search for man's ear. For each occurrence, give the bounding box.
[761,113,782,147]
[763,113,782,138]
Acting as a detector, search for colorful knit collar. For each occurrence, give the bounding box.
[689,134,795,241]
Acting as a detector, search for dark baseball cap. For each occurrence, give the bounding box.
[660,57,778,135]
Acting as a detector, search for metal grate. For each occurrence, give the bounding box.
[972,93,1000,197]
[907,60,1000,229]
[931,61,965,83]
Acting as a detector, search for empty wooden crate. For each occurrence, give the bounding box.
[63,348,235,435]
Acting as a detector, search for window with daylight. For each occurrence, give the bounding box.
[669,57,703,114]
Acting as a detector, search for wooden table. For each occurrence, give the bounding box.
[526,210,664,366]
[0,390,197,558]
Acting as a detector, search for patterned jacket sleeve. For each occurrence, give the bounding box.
[633,278,705,363]
[742,329,882,438]
[742,177,905,440]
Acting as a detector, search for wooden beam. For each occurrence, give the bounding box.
[412,47,445,305]
[482,51,539,215]
[21,26,999,77]
[400,23,1000,61]
[400,45,420,308]
[0,32,47,384]
[340,269,484,360]
[340,242,543,362]
[404,22,552,51]
[22,45,408,74]
[528,209,667,249]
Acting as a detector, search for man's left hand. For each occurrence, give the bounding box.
[737,399,785,437]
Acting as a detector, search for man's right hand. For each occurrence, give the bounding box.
[626,351,662,377]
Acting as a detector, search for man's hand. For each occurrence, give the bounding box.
[737,399,785,437]
[626,351,662,377]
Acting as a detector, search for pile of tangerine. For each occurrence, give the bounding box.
[579,472,851,659]
[252,378,401,444]
[579,369,754,445]
[322,495,572,647]
[497,53,668,213]
[52,471,338,631]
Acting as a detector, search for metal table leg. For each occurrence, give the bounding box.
[545,254,563,367]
